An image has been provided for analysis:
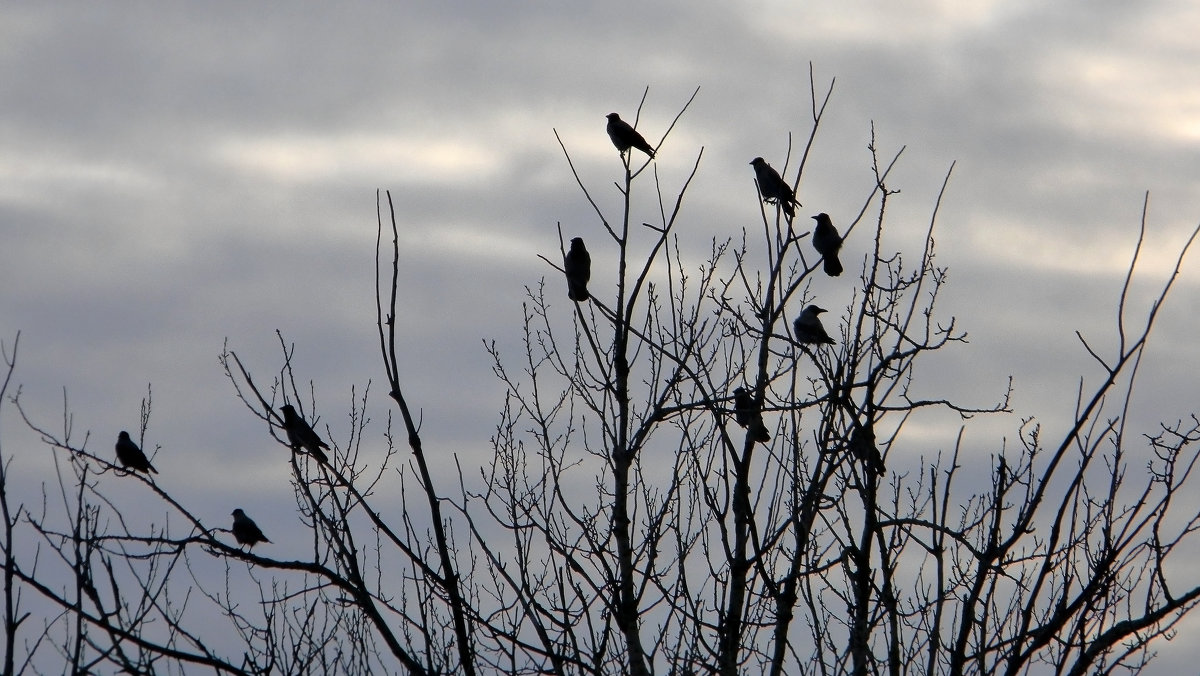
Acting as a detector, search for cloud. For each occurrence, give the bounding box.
[212,133,507,185]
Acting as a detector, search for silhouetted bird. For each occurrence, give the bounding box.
[849,420,885,476]
[793,305,836,345]
[231,508,271,548]
[279,404,330,464]
[565,237,592,302]
[732,387,771,443]
[811,213,844,277]
[749,157,798,218]
[606,113,656,159]
[115,431,157,474]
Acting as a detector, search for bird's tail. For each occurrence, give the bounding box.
[751,423,771,443]
[870,454,886,476]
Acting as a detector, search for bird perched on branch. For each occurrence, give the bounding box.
[279,404,330,464]
[732,387,771,443]
[606,113,656,159]
[565,237,591,302]
[811,213,844,277]
[750,157,799,218]
[231,508,271,548]
[115,431,157,474]
[793,305,836,346]
[849,420,885,476]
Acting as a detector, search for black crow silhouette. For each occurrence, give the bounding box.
[231,508,271,548]
[793,305,836,345]
[606,113,656,159]
[811,213,844,277]
[732,387,771,443]
[565,237,592,302]
[115,431,157,474]
[749,157,798,218]
[279,404,330,464]
[849,420,885,476]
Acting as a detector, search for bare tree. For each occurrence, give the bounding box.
[2,77,1199,675]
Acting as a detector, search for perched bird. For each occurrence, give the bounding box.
[606,113,656,159]
[115,431,157,474]
[793,305,836,345]
[279,404,330,464]
[811,213,844,277]
[749,157,798,218]
[732,387,771,443]
[849,420,885,476]
[231,508,271,548]
[565,237,592,302]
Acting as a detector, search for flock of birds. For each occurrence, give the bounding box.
[583,112,843,346]
[105,111,874,548]
[112,403,333,549]
[568,112,861,453]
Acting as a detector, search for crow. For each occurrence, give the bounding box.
[811,213,844,277]
[231,508,271,548]
[606,113,656,159]
[279,404,330,464]
[749,157,798,218]
[793,305,836,345]
[732,387,771,443]
[849,420,885,476]
[565,237,592,302]
[115,431,158,474]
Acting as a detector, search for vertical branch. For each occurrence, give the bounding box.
[0,333,23,676]
[760,73,838,676]
[377,191,475,676]
[925,439,961,676]
[608,145,651,676]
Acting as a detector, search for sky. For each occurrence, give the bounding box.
[2,0,1200,667]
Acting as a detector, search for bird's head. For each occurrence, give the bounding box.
[280,404,295,416]
[812,213,830,223]
[606,113,619,121]
[750,157,765,166]
[733,386,746,396]
[232,508,245,518]
[118,431,131,441]
[806,304,827,315]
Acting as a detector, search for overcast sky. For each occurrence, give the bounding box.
[3,1,1200,666]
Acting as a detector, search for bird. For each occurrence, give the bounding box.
[606,113,656,159]
[565,237,591,302]
[115,431,157,474]
[279,404,330,464]
[793,305,836,345]
[849,420,885,476]
[231,508,271,548]
[732,387,771,443]
[811,213,844,277]
[749,157,798,218]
